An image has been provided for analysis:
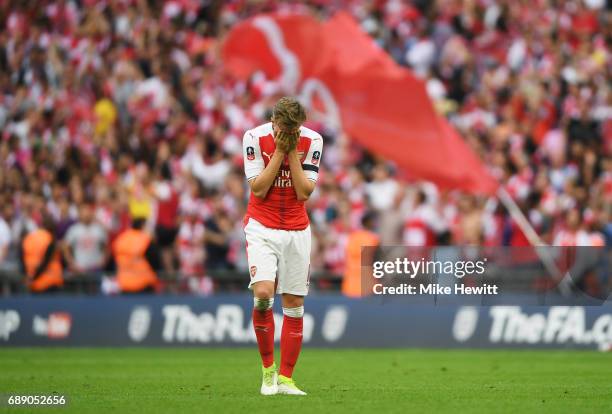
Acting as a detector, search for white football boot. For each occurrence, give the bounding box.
[260,363,278,395]
[277,375,307,396]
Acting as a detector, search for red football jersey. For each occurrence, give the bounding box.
[243,122,323,230]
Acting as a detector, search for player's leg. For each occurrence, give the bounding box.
[245,219,280,395]
[277,293,307,395]
[276,227,310,396]
[251,281,276,369]
[251,280,278,395]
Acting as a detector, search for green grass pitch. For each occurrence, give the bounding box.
[0,348,610,413]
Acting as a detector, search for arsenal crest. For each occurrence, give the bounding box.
[250,266,257,278]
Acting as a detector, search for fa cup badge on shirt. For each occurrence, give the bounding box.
[246,146,255,161]
[312,151,320,165]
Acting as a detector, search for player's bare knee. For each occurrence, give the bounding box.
[252,282,274,301]
[281,294,304,308]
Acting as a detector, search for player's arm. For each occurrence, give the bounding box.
[243,130,284,199]
[288,135,322,201]
[249,150,284,199]
[287,150,315,201]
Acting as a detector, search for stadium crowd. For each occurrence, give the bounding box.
[0,0,610,293]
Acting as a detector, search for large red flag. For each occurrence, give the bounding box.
[223,12,498,195]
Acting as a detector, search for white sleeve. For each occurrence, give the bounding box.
[243,130,264,181]
[302,136,323,182]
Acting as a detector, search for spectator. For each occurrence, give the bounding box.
[153,162,180,274]
[365,163,400,212]
[343,212,380,298]
[177,206,206,277]
[53,197,77,240]
[63,202,108,275]
[403,189,447,246]
[176,206,207,292]
[204,195,234,270]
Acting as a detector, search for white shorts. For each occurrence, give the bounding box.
[244,217,311,296]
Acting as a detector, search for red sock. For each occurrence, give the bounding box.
[252,308,275,368]
[280,315,303,378]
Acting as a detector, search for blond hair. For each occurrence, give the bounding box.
[272,97,306,143]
